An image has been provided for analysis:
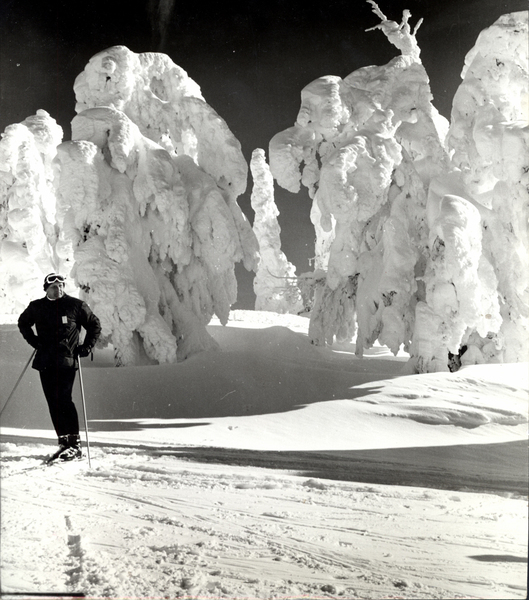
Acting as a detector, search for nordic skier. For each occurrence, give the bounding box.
[18,273,101,462]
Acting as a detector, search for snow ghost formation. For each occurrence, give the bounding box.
[1,46,258,365]
[0,9,527,372]
[250,148,303,313]
[0,111,66,315]
[446,12,529,366]
[269,6,528,372]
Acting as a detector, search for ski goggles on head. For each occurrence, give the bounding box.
[44,273,65,285]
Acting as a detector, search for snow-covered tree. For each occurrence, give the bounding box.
[250,148,303,314]
[269,4,528,372]
[56,46,259,364]
[0,110,66,318]
[1,12,527,372]
[445,11,529,366]
[0,47,259,364]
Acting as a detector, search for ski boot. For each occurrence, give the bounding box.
[47,434,83,463]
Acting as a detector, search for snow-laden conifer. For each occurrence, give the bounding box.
[0,47,259,364]
[269,4,528,371]
[0,110,64,316]
[250,148,303,314]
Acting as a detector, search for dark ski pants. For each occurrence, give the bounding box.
[39,368,79,437]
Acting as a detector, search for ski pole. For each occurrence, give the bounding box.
[77,359,92,468]
[0,349,37,419]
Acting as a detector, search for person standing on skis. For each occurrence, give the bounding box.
[18,273,101,462]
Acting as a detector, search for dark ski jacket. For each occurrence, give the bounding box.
[18,294,101,371]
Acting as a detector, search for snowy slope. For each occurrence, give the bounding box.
[1,310,527,599]
[1,311,526,450]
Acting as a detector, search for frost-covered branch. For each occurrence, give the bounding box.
[366,1,423,61]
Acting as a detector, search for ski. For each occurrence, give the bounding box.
[46,455,86,467]
[13,456,87,472]
[0,457,84,476]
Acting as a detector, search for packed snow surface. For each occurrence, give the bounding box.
[1,310,527,599]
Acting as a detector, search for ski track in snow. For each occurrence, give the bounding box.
[1,442,527,600]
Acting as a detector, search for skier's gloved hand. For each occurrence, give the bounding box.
[76,345,91,358]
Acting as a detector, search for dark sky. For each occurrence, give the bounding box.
[0,0,526,307]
